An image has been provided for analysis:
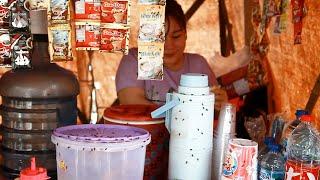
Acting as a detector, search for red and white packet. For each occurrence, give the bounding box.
[75,0,101,21]
[75,21,101,50]
[101,0,130,25]
[100,24,129,54]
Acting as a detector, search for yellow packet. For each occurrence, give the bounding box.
[48,0,70,24]
[48,24,72,62]
[30,0,49,10]
[138,42,164,80]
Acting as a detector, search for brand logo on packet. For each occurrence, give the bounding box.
[102,29,124,37]
[285,165,318,180]
[222,153,238,176]
[104,2,126,9]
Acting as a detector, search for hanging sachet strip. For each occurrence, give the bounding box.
[291,0,305,44]
[47,0,73,62]
[137,42,164,80]
[48,24,73,62]
[137,2,165,80]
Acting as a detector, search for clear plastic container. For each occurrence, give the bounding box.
[285,115,320,179]
[257,137,274,176]
[259,144,285,180]
[51,124,151,180]
[258,137,275,162]
[281,110,307,152]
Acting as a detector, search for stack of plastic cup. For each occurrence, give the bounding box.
[222,138,258,180]
[212,103,237,179]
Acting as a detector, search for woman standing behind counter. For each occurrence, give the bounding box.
[116,0,228,109]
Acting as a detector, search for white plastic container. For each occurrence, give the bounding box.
[51,124,151,180]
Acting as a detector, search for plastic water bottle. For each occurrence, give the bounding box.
[258,137,275,162]
[259,144,285,180]
[285,115,320,179]
[257,137,275,176]
[280,110,307,159]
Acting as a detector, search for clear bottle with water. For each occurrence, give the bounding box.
[285,115,320,179]
[258,137,275,176]
[280,110,307,159]
[259,144,285,180]
[258,137,275,162]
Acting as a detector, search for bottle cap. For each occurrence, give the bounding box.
[269,144,280,152]
[295,110,307,118]
[301,115,313,122]
[264,137,274,145]
[20,157,49,180]
[180,73,208,88]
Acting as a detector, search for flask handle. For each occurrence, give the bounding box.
[151,93,180,133]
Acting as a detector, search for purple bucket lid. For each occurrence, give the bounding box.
[52,124,150,143]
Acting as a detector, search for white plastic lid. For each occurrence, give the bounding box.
[180,73,209,88]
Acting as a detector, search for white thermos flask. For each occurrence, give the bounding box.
[152,73,215,180]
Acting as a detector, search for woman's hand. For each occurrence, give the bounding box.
[211,86,228,111]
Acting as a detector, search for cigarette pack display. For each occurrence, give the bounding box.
[100,24,129,54]
[48,24,72,62]
[75,0,101,21]
[75,21,100,50]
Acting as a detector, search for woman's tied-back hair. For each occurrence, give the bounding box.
[165,0,187,33]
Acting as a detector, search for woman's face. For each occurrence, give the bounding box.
[164,16,186,68]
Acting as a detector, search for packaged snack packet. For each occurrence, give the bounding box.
[0,0,14,28]
[30,0,48,10]
[75,21,100,50]
[101,0,130,25]
[10,0,30,33]
[138,5,165,42]
[100,24,129,54]
[138,0,165,5]
[48,0,70,24]
[138,42,163,80]
[11,32,32,69]
[0,29,12,67]
[291,0,305,44]
[75,0,101,20]
[48,24,72,62]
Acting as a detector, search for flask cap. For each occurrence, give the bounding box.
[264,137,274,146]
[295,110,308,118]
[269,144,280,152]
[180,73,208,88]
[301,115,313,122]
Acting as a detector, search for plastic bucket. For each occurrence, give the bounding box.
[51,124,151,180]
[103,104,169,180]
